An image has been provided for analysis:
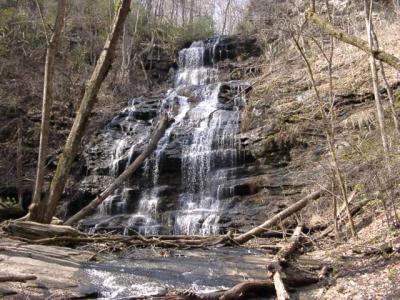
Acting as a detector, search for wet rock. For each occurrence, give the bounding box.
[60,190,95,219]
[218,81,252,110]
[78,35,266,235]
[203,35,262,66]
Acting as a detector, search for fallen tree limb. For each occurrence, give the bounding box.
[306,10,400,71]
[16,232,223,249]
[234,189,324,244]
[269,225,303,300]
[276,225,303,263]
[317,197,372,239]
[64,114,172,226]
[0,275,37,283]
[273,272,290,300]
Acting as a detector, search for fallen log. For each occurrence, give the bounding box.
[17,233,224,249]
[64,114,172,226]
[2,221,81,240]
[269,225,303,300]
[276,225,303,263]
[0,275,37,283]
[273,272,290,300]
[317,197,371,239]
[234,189,324,244]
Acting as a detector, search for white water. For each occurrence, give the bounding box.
[173,40,241,235]
[96,38,246,236]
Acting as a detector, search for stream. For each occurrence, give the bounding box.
[78,247,271,299]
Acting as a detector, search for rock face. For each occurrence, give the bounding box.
[68,33,337,236]
[78,35,264,235]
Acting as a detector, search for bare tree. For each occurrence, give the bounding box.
[181,0,186,25]
[41,0,132,224]
[16,118,24,208]
[364,0,389,154]
[221,0,232,35]
[291,18,357,238]
[28,0,67,223]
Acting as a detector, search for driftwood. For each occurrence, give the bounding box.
[2,221,81,240]
[234,189,324,244]
[3,189,324,250]
[0,275,37,283]
[64,114,172,226]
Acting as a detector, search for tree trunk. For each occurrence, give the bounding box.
[310,0,316,12]
[370,26,400,137]
[29,0,67,223]
[234,189,324,244]
[16,118,24,208]
[270,225,303,300]
[306,11,400,71]
[292,34,357,238]
[64,114,172,226]
[189,0,194,23]
[181,0,185,25]
[221,0,232,35]
[43,0,132,224]
[364,0,389,154]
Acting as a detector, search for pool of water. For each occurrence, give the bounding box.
[77,247,272,299]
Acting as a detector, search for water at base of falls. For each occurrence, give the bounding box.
[95,38,248,236]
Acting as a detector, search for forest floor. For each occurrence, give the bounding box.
[306,211,400,299]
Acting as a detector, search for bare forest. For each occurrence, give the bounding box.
[1,0,400,299]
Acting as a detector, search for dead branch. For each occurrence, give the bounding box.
[234,189,324,244]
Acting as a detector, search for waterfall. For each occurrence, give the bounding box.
[93,37,248,236]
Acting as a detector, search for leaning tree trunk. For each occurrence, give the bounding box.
[364,0,389,154]
[64,114,171,226]
[306,10,400,71]
[42,0,132,224]
[29,0,67,223]
[234,189,324,244]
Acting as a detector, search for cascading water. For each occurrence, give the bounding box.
[92,37,249,236]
